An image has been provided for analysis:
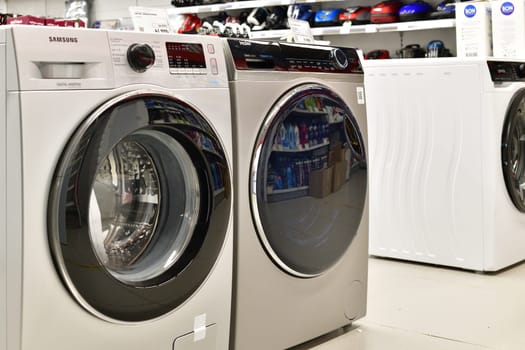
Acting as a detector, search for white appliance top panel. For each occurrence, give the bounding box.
[10,26,115,91]
[10,26,228,91]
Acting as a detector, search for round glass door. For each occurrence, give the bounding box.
[251,84,367,277]
[48,93,231,322]
[89,129,200,285]
[502,88,525,212]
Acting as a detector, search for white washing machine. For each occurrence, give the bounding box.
[365,58,525,271]
[224,39,369,350]
[0,26,233,350]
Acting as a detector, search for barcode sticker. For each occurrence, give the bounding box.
[356,87,365,105]
[194,314,207,341]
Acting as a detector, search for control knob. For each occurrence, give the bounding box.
[517,63,525,79]
[330,48,349,71]
[127,43,155,73]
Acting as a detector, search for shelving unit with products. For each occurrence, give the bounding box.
[260,92,366,203]
[167,0,457,58]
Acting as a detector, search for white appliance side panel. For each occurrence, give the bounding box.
[0,41,6,350]
[366,63,485,269]
[5,92,22,350]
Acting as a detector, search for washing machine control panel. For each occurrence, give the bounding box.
[107,31,228,88]
[487,61,525,82]
[279,43,360,73]
[227,39,362,74]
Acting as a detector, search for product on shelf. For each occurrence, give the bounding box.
[312,9,344,27]
[7,15,45,25]
[429,0,456,19]
[247,7,270,31]
[455,1,492,57]
[396,43,426,58]
[54,18,86,27]
[492,0,525,58]
[287,5,314,24]
[370,0,403,24]
[398,1,433,21]
[338,6,371,25]
[65,0,90,27]
[0,13,14,25]
[4,15,86,27]
[426,39,453,57]
[171,0,224,7]
[364,49,391,59]
[266,6,288,29]
[178,13,201,33]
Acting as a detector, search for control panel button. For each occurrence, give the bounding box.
[127,43,155,73]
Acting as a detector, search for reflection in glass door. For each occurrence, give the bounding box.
[252,84,367,277]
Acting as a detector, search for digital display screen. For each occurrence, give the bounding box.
[166,42,206,69]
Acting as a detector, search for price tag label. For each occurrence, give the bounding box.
[396,23,410,31]
[364,24,378,33]
[340,22,352,34]
[288,18,315,44]
[129,7,171,33]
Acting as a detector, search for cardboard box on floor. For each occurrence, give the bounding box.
[328,143,344,166]
[332,160,347,192]
[309,166,333,198]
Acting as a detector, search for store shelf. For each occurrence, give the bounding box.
[290,109,328,116]
[272,140,329,153]
[267,185,310,202]
[249,18,456,40]
[269,185,309,194]
[168,0,348,15]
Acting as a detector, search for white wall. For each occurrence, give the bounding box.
[6,0,65,17]
[92,0,170,21]
[327,28,457,59]
[5,0,171,20]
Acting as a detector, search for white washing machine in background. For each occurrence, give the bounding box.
[0,26,233,350]
[365,58,525,271]
[224,39,369,350]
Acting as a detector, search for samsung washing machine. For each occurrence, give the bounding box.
[365,58,525,271]
[224,39,369,350]
[0,26,233,350]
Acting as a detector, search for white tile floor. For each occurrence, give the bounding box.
[296,257,525,350]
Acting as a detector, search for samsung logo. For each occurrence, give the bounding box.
[464,4,477,18]
[48,36,79,43]
[501,2,515,15]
